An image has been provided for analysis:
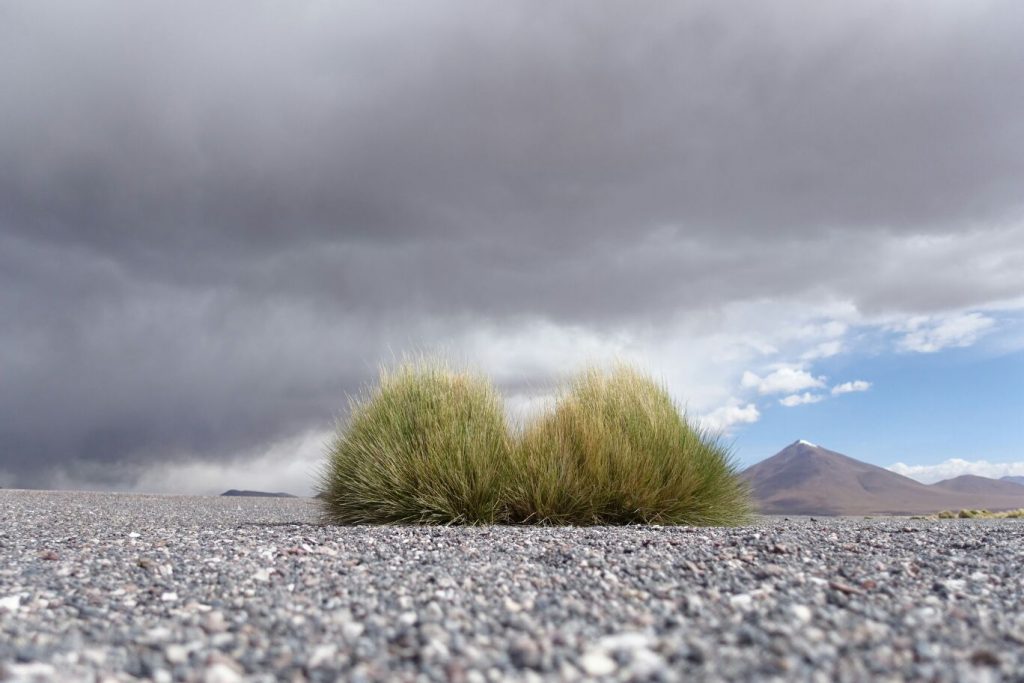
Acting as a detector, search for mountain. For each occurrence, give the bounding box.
[931,475,1024,496]
[1001,476,1024,486]
[221,489,297,498]
[742,441,1024,516]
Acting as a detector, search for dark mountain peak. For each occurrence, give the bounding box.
[1001,475,1024,486]
[743,442,1024,516]
[754,440,875,476]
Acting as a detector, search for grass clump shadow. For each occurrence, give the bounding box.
[318,360,751,526]
[318,360,511,525]
[505,365,750,526]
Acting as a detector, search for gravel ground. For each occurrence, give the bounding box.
[1,490,1023,682]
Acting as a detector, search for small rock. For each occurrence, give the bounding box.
[508,637,540,670]
[164,644,188,665]
[202,611,227,634]
[730,593,753,609]
[829,581,864,596]
[146,627,173,642]
[203,662,243,683]
[3,662,56,680]
[342,621,365,641]
[598,632,653,651]
[970,650,1001,667]
[940,579,966,593]
[755,564,785,579]
[579,651,617,676]
[682,594,704,615]
[308,644,337,668]
[628,647,668,679]
[790,604,813,624]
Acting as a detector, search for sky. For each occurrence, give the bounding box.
[2,1,1023,496]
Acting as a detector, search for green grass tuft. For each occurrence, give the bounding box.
[318,360,512,525]
[319,360,751,526]
[503,365,751,526]
[940,508,1024,520]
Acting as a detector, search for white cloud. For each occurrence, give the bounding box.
[888,458,1024,484]
[831,380,872,395]
[741,366,826,395]
[801,339,843,360]
[898,312,996,353]
[778,392,824,407]
[697,401,760,434]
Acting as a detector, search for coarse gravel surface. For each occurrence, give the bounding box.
[1,489,1023,683]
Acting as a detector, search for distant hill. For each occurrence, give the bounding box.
[931,475,1024,496]
[221,489,297,498]
[1001,475,1024,486]
[742,441,1024,516]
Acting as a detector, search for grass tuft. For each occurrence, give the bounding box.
[318,359,512,525]
[938,508,1024,520]
[319,360,751,526]
[504,365,751,526]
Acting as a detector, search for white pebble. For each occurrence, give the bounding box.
[203,663,242,683]
[730,593,753,609]
[164,644,188,664]
[4,663,56,679]
[598,631,653,651]
[790,604,813,624]
[308,644,337,668]
[580,651,617,676]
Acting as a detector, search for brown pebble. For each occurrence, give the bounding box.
[829,580,864,596]
[970,650,1000,667]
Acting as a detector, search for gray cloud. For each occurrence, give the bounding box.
[2,1,1023,489]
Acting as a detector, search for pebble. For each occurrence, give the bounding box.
[1,490,1023,682]
[790,604,813,624]
[202,662,242,683]
[579,651,617,676]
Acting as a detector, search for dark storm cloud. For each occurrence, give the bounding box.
[2,1,1023,487]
